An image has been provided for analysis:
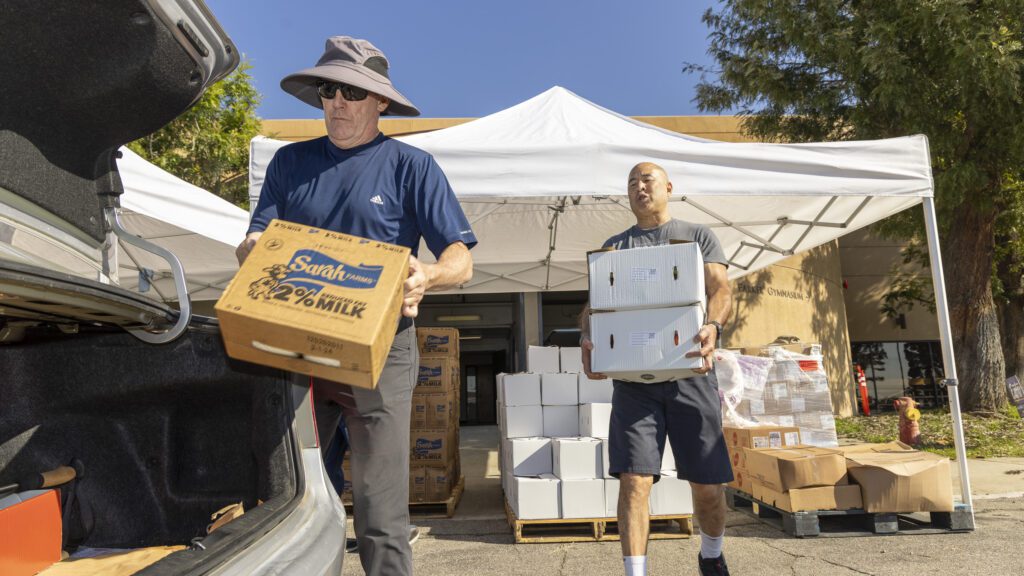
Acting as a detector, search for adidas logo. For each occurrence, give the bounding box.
[370,194,384,206]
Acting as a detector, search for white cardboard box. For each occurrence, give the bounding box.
[601,439,613,478]
[590,305,705,382]
[578,374,614,404]
[504,437,553,476]
[503,405,544,438]
[662,441,676,471]
[528,346,560,373]
[560,478,606,519]
[499,373,542,406]
[605,478,620,517]
[588,243,705,311]
[649,473,694,515]
[541,373,579,405]
[578,403,612,438]
[559,347,584,373]
[552,437,602,479]
[511,475,561,520]
[543,405,579,438]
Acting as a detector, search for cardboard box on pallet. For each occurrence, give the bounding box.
[752,482,863,512]
[541,373,579,405]
[410,394,428,429]
[216,220,410,389]
[498,373,542,406]
[559,347,584,373]
[410,428,458,465]
[844,450,954,513]
[417,357,457,391]
[723,425,801,450]
[744,446,848,492]
[417,327,460,357]
[560,478,605,518]
[527,346,560,373]
[423,391,456,429]
[409,466,427,502]
[510,474,560,520]
[728,445,747,471]
[650,474,695,515]
[727,467,753,493]
[425,464,455,502]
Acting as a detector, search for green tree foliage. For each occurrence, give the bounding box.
[128,61,262,208]
[688,0,1024,412]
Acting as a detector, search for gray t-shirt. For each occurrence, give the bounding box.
[602,219,728,267]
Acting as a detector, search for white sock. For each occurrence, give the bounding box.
[623,555,647,576]
[699,529,724,559]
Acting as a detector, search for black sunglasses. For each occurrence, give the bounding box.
[316,80,369,102]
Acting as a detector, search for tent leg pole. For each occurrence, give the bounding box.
[923,197,975,521]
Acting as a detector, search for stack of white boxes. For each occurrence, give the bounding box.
[587,243,707,382]
[499,345,693,520]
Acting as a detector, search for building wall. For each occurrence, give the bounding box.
[727,242,855,416]
[261,116,748,141]
[838,227,939,343]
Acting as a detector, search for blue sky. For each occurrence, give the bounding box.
[205,0,723,120]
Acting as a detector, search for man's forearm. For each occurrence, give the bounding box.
[425,242,473,292]
[705,287,732,327]
[579,303,591,339]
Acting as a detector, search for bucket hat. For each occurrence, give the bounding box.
[281,36,420,117]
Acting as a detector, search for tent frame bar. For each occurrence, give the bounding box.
[923,196,974,520]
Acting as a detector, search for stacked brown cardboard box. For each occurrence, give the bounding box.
[745,445,863,513]
[723,425,801,494]
[725,427,955,514]
[837,441,953,513]
[409,327,461,502]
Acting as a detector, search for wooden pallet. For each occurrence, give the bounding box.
[725,487,974,538]
[343,475,466,519]
[505,500,693,544]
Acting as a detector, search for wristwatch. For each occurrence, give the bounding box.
[704,320,723,348]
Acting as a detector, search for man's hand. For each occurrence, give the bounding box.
[402,255,429,318]
[235,232,262,265]
[581,337,608,380]
[685,324,718,374]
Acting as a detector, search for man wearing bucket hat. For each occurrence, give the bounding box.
[237,36,476,576]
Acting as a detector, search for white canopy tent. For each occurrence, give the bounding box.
[115,147,249,302]
[248,87,973,519]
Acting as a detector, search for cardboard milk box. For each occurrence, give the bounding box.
[216,219,409,388]
[588,242,705,311]
[417,357,457,391]
[417,327,460,357]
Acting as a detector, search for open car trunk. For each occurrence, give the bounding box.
[0,273,304,574]
[0,2,318,574]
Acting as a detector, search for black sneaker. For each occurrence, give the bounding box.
[698,552,730,576]
[345,538,358,553]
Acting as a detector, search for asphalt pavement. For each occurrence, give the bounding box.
[343,426,1024,576]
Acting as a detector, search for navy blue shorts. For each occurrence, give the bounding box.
[608,373,733,485]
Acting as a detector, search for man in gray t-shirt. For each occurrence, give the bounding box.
[581,162,734,576]
[602,218,728,263]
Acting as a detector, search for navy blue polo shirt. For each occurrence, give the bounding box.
[249,133,477,258]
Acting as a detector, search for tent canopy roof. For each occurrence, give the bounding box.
[249,86,933,293]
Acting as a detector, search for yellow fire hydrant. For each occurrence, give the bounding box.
[894,396,921,446]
